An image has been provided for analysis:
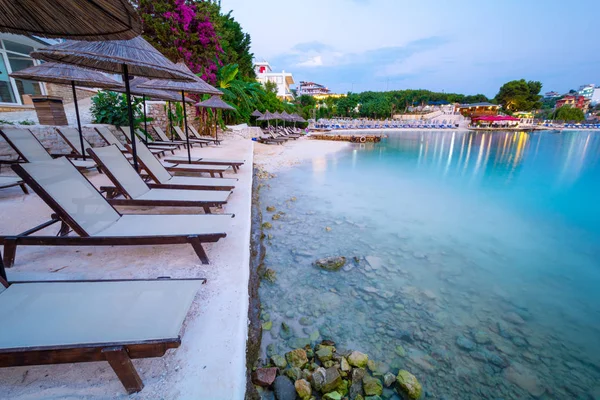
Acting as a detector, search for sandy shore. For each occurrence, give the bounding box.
[0,134,253,400]
[253,136,351,172]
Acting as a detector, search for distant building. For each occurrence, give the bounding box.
[591,88,600,105]
[555,94,591,112]
[298,81,330,97]
[578,84,596,99]
[544,91,561,99]
[254,61,295,101]
[456,102,500,117]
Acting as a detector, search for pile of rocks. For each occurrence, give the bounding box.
[252,341,422,400]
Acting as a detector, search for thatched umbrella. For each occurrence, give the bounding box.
[251,110,263,127]
[31,36,195,171]
[195,95,235,143]
[257,110,276,128]
[0,0,141,40]
[139,62,221,163]
[10,62,123,160]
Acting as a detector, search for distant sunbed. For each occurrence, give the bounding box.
[2,157,233,266]
[0,128,98,171]
[0,275,203,394]
[173,126,213,147]
[152,125,188,147]
[87,145,231,213]
[188,125,222,145]
[127,137,237,191]
[93,125,165,158]
[120,126,178,154]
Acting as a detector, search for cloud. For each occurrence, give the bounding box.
[297,56,324,67]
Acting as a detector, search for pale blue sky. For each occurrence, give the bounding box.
[221,0,599,97]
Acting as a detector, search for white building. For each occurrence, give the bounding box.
[578,84,596,99]
[591,88,600,105]
[254,61,295,101]
[0,33,59,108]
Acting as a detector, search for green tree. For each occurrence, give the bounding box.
[215,63,262,123]
[553,105,585,122]
[494,79,542,111]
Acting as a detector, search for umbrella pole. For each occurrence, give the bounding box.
[142,94,148,144]
[182,90,191,164]
[168,101,174,141]
[71,81,85,161]
[122,64,138,171]
[0,255,6,281]
[215,108,218,143]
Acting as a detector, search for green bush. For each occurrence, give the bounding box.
[90,90,153,129]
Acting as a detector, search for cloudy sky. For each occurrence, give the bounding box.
[220,0,599,97]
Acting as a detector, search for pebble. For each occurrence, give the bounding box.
[456,335,476,351]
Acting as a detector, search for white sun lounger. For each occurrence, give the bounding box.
[0,176,28,193]
[120,126,177,153]
[153,125,189,147]
[0,277,203,394]
[0,128,97,171]
[94,125,165,158]
[87,145,231,213]
[3,157,233,266]
[130,137,237,191]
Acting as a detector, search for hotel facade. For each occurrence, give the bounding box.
[254,61,295,101]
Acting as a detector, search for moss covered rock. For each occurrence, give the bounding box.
[396,370,422,400]
[348,351,369,368]
[363,375,383,396]
[295,379,311,400]
[285,349,308,369]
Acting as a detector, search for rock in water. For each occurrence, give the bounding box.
[295,379,312,400]
[363,376,383,396]
[396,370,422,400]
[311,367,327,392]
[316,345,334,362]
[456,335,476,351]
[503,312,526,325]
[253,367,278,387]
[472,330,491,345]
[322,367,342,393]
[383,372,396,387]
[323,392,343,400]
[285,349,308,368]
[274,376,297,400]
[504,363,546,398]
[271,354,287,369]
[315,256,347,271]
[348,351,369,367]
[350,368,366,399]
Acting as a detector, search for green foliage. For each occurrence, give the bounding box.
[18,120,35,125]
[90,91,147,128]
[214,10,255,80]
[494,79,542,111]
[553,105,585,122]
[0,119,14,125]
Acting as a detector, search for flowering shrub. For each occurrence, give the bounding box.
[137,0,222,83]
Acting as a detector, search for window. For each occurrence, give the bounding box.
[0,38,44,104]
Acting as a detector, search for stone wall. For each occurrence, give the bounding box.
[0,124,124,161]
[45,83,97,105]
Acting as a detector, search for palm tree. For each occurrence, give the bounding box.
[217,63,262,123]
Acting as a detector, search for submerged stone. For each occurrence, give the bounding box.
[396,370,422,400]
[315,256,347,271]
[262,222,273,229]
[363,376,383,396]
[322,367,342,393]
[456,335,476,351]
[348,351,369,367]
[273,376,297,400]
[263,269,277,283]
[262,321,273,331]
[271,354,287,369]
[394,345,406,357]
[350,368,366,399]
[252,367,278,387]
[266,206,276,212]
[323,392,342,400]
[316,346,334,362]
[383,372,396,387]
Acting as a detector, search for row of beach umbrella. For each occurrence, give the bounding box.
[0,1,237,169]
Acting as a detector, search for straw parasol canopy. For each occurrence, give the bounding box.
[195,95,234,111]
[113,77,194,103]
[0,0,142,40]
[10,62,124,160]
[196,95,235,142]
[30,37,195,81]
[280,111,293,121]
[139,62,222,163]
[251,110,263,117]
[30,36,196,171]
[9,62,123,89]
[257,111,276,121]
[138,61,221,95]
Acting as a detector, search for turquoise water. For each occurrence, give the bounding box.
[258,130,600,399]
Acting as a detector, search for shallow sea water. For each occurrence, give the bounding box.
[258,130,600,399]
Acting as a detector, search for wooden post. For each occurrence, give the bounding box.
[102,347,144,394]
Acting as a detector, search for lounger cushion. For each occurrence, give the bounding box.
[132,136,172,183]
[95,126,127,151]
[0,176,22,187]
[165,156,244,164]
[0,280,202,349]
[136,188,230,203]
[166,176,237,188]
[90,145,151,199]
[20,159,121,235]
[57,128,93,154]
[98,214,231,236]
[0,128,53,162]
[163,163,230,172]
